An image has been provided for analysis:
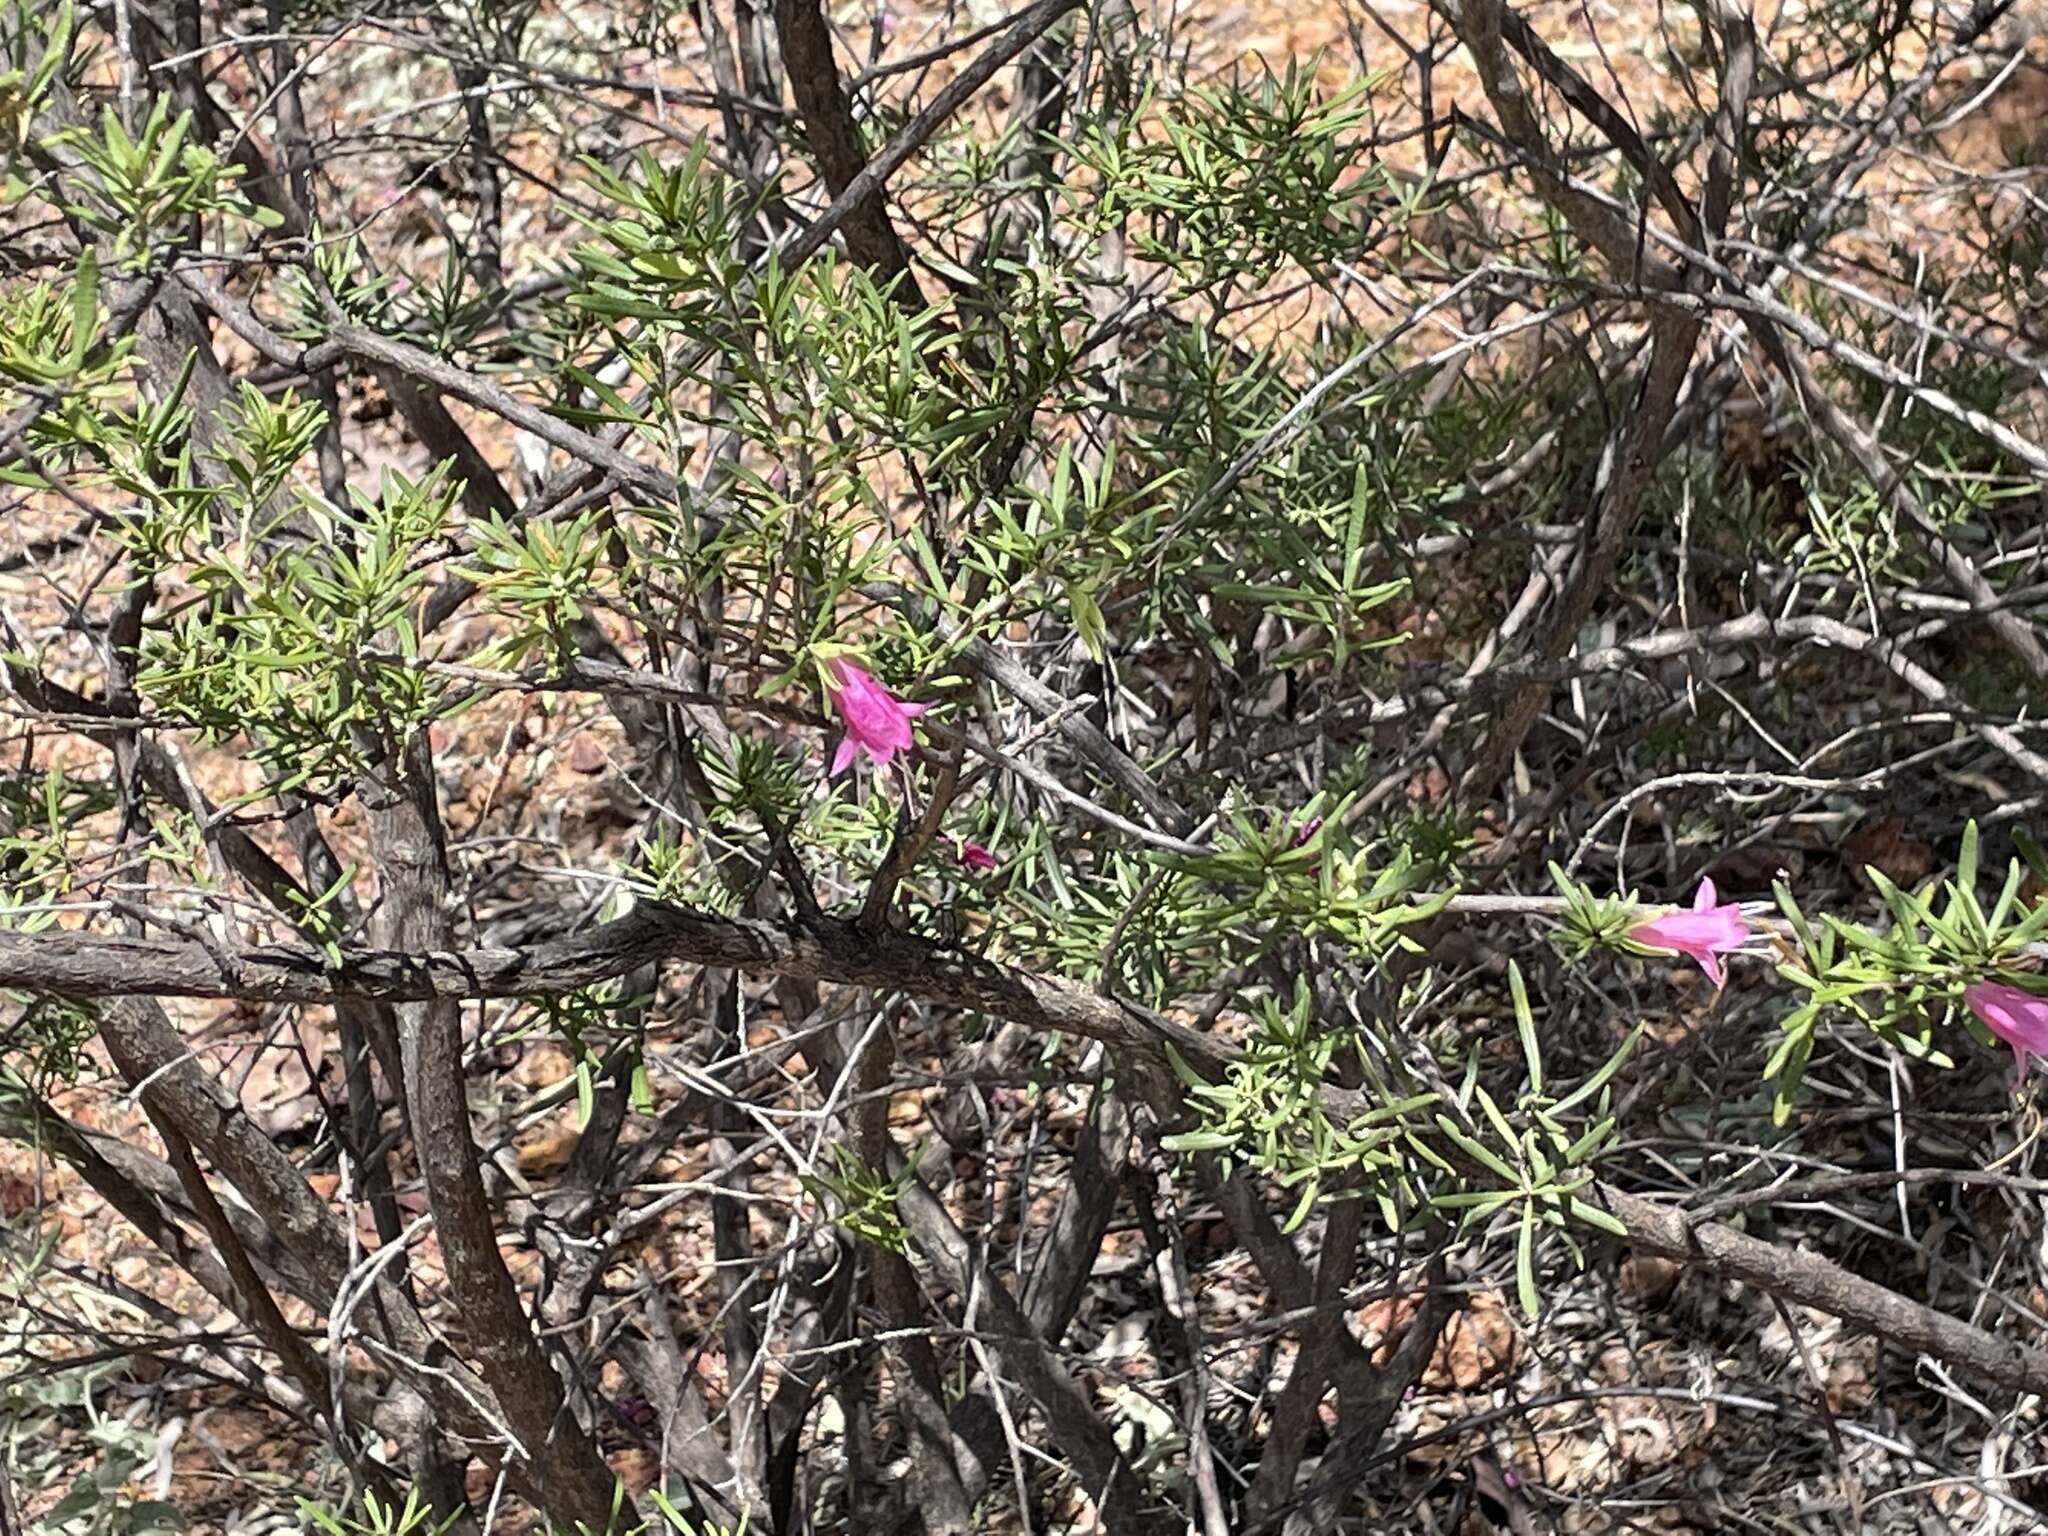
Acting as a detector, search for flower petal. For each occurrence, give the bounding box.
[1965,981,2048,1078]
[1628,880,1749,989]
[822,657,926,770]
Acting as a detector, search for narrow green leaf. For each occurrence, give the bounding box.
[1516,1200,1540,1319]
[67,247,98,367]
[1163,1042,1207,1091]
[1281,1181,1318,1234]
[1563,1115,1616,1166]
[1551,1023,1643,1115]
[1475,1084,1518,1149]
[1566,1197,1628,1237]
[1434,1114,1519,1184]
[1509,959,1542,1096]
[1160,1129,1239,1153]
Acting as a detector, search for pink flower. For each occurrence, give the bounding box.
[1964,981,2048,1079]
[823,658,926,776]
[954,837,998,872]
[1626,876,1749,989]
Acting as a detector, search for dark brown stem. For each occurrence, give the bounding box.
[365,733,627,1532]
[13,907,2048,1402]
[774,0,924,303]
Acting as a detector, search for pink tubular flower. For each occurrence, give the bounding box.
[823,658,926,776]
[1626,876,1749,989]
[1964,981,2048,1080]
[954,837,999,872]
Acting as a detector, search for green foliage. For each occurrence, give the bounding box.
[3,996,97,1090]
[0,765,109,933]
[1103,327,1459,672]
[216,383,329,508]
[1546,861,1647,960]
[638,1491,747,1536]
[0,0,76,167]
[460,507,618,668]
[278,227,398,338]
[1199,463,1411,673]
[1004,792,1446,1006]
[630,825,742,914]
[45,95,280,259]
[1162,978,1434,1233]
[1766,821,2048,1120]
[134,463,458,791]
[802,1144,914,1254]
[704,733,809,832]
[570,140,754,326]
[13,1,2048,1522]
[1163,790,1451,950]
[0,249,127,394]
[515,982,656,1126]
[1,1253,186,1536]
[529,62,1433,788]
[299,1489,462,1536]
[1062,60,1387,290]
[278,863,360,967]
[624,712,940,919]
[1160,965,1632,1296]
[17,341,192,511]
[956,441,1181,662]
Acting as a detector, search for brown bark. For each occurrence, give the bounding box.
[773,0,924,301]
[16,913,2048,1402]
[364,734,628,1533]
